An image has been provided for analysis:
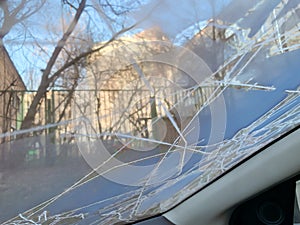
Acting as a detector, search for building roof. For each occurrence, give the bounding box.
[0,44,26,90]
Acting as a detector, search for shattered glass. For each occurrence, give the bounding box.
[1,0,300,224]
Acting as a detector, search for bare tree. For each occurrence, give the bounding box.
[0,0,46,41]
[19,0,87,130]
[14,0,137,131]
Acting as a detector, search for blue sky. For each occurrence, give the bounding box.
[2,0,289,89]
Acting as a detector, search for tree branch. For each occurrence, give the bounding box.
[48,23,136,85]
[20,0,87,130]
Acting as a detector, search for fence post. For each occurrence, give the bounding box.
[45,92,56,166]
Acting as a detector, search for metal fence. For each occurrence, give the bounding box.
[0,86,217,167]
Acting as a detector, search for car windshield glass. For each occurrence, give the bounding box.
[1,0,300,224]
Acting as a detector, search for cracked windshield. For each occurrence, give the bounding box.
[1,0,300,224]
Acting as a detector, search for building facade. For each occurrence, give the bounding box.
[0,45,26,135]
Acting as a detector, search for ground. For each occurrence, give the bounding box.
[0,157,92,223]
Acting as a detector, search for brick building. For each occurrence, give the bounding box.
[0,45,26,134]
